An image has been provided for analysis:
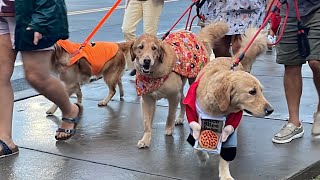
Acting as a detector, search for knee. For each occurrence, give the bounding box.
[0,67,13,85]
[284,65,302,75]
[308,60,320,72]
[220,147,237,161]
[25,71,48,88]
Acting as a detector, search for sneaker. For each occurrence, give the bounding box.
[268,35,276,44]
[312,112,320,136]
[272,123,304,144]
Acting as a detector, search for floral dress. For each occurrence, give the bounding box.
[199,0,267,35]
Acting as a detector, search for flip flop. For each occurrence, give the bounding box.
[55,103,83,141]
[0,140,19,159]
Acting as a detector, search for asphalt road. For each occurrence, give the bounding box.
[11,0,196,93]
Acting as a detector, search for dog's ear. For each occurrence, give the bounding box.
[129,41,136,62]
[158,41,166,63]
[212,77,232,112]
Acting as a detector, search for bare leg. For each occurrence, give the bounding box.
[308,60,320,111]
[0,34,17,150]
[21,50,80,139]
[308,60,320,135]
[284,65,302,127]
[213,35,232,57]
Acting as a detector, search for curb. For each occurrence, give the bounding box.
[287,160,320,180]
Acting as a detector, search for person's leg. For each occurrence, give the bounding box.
[230,35,242,56]
[304,8,320,135]
[309,60,320,112]
[142,0,164,35]
[212,35,232,57]
[309,60,320,135]
[284,65,303,127]
[122,0,143,41]
[21,50,80,139]
[0,18,16,150]
[272,17,304,144]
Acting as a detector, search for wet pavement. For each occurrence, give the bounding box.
[3,50,320,180]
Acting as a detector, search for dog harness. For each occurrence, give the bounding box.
[57,39,119,75]
[163,31,209,78]
[183,75,243,148]
[136,71,169,96]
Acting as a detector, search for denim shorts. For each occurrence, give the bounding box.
[276,8,320,65]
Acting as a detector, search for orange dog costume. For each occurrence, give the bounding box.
[57,40,119,75]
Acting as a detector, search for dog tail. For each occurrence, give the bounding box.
[197,21,229,50]
[117,41,132,54]
[117,41,135,70]
[235,28,268,72]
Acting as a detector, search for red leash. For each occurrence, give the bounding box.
[161,0,205,40]
[70,0,122,58]
[231,0,289,69]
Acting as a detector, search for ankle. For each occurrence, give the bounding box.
[62,104,78,118]
[288,119,301,127]
[0,136,15,148]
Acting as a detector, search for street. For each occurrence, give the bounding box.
[4,1,320,180]
[12,0,194,94]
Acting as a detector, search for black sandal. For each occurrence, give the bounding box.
[55,103,83,141]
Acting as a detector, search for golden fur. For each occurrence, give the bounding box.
[125,22,229,148]
[194,28,273,180]
[47,41,128,114]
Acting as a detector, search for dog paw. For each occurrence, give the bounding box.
[46,110,54,115]
[137,139,150,148]
[219,176,234,180]
[97,101,107,106]
[175,118,184,125]
[165,127,174,136]
[46,106,58,115]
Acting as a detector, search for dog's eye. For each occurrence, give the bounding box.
[249,89,257,95]
[151,46,157,50]
[138,45,144,49]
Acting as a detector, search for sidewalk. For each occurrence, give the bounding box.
[2,50,320,180]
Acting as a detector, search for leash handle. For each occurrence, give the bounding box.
[71,0,122,57]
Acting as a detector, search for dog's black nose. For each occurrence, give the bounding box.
[265,106,274,115]
[144,59,151,65]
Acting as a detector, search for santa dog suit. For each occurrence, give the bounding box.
[183,75,243,161]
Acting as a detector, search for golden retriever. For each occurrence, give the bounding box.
[47,40,130,114]
[126,22,229,148]
[186,28,274,180]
